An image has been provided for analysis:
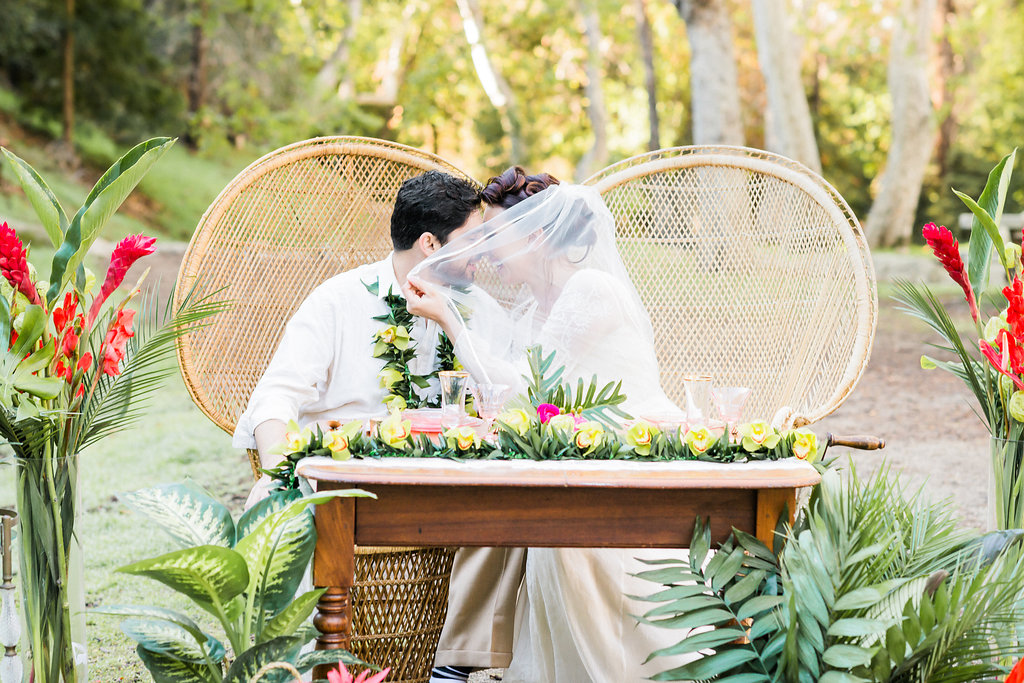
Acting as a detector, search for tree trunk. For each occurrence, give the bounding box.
[637,0,660,151]
[933,0,956,179]
[575,0,609,180]
[313,0,362,98]
[456,0,525,163]
[866,0,938,248]
[751,0,821,172]
[674,0,744,145]
[61,0,75,149]
[184,0,208,149]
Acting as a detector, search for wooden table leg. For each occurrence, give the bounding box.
[313,495,356,680]
[755,487,796,549]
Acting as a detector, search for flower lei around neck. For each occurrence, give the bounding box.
[365,278,459,410]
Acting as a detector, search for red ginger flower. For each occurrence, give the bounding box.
[923,222,979,322]
[87,234,156,326]
[1005,277,1024,340]
[101,308,136,377]
[0,222,42,307]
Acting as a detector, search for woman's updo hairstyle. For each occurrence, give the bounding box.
[481,166,559,208]
[481,166,596,254]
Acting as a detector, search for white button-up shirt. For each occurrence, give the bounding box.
[232,254,441,449]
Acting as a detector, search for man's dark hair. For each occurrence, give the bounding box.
[390,171,481,250]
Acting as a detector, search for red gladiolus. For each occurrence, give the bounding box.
[923,222,979,323]
[54,359,72,383]
[87,234,156,326]
[100,308,136,377]
[77,352,92,373]
[61,327,79,358]
[52,292,79,333]
[980,330,1024,390]
[1006,657,1024,683]
[0,222,42,307]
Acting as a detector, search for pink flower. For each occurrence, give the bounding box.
[0,222,42,307]
[87,234,156,326]
[536,403,561,423]
[326,662,391,683]
[922,222,979,322]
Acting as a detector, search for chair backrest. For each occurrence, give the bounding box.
[174,136,478,435]
[584,146,876,426]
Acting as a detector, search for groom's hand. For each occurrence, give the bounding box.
[403,275,458,334]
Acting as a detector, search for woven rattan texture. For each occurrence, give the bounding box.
[585,146,877,426]
[174,137,478,435]
[350,547,457,683]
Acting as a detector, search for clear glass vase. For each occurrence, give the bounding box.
[14,453,87,682]
[989,437,1024,530]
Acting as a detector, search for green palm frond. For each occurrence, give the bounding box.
[70,284,227,452]
[523,345,630,427]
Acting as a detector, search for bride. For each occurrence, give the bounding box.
[404,167,689,682]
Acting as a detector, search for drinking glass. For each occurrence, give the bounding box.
[439,370,470,431]
[682,374,713,427]
[471,383,511,428]
[711,386,751,439]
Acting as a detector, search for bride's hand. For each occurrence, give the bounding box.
[403,274,459,333]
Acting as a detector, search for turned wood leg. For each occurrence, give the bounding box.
[313,494,356,680]
[755,487,796,549]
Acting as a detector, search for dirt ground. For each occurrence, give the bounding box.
[133,239,991,531]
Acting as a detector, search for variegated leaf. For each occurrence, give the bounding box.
[121,618,225,664]
[118,546,249,618]
[92,605,216,656]
[259,588,325,643]
[295,648,367,672]
[236,489,302,541]
[222,634,307,683]
[137,645,220,683]
[123,480,235,548]
[235,491,374,615]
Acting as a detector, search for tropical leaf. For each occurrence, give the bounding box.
[259,588,325,643]
[91,604,213,652]
[118,545,249,620]
[966,149,1016,294]
[221,633,307,683]
[0,146,69,248]
[137,645,220,683]
[122,480,235,549]
[120,618,226,665]
[293,647,367,672]
[47,137,174,302]
[236,489,302,541]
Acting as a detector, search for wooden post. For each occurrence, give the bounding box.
[313,495,356,680]
[755,487,795,548]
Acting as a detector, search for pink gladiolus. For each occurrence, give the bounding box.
[0,222,42,307]
[87,234,155,326]
[326,663,391,683]
[922,222,979,322]
[536,403,561,423]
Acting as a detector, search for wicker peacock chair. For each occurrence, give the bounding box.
[584,146,878,431]
[173,136,471,683]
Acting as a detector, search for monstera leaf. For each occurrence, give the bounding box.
[123,480,235,549]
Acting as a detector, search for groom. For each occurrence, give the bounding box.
[232,170,524,683]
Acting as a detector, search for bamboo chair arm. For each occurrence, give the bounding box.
[826,433,886,450]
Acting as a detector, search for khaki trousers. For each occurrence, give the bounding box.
[434,547,528,669]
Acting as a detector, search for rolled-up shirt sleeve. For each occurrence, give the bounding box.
[232,289,338,449]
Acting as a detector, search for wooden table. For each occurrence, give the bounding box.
[298,456,821,670]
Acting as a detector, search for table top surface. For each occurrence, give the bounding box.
[297,456,821,489]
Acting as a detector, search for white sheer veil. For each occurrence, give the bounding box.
[410,183,678,415]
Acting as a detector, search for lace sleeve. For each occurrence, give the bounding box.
[539,270,623,371]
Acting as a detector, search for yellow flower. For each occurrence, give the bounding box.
[625,421,659,455]
[685,426,715,456]
[548,414,577,433]
[574,421,604,452]
[373,325,411,356]
[444,425,480,451]
[382,394,407,411]
[1010,391,1024,422]
[378,367,404,389]
[379,409,413,448]
[790,428,818,460]
[984,311,1010,344]
[496,408,532,436]
[739,421,781,453]
[323,429,351,461]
